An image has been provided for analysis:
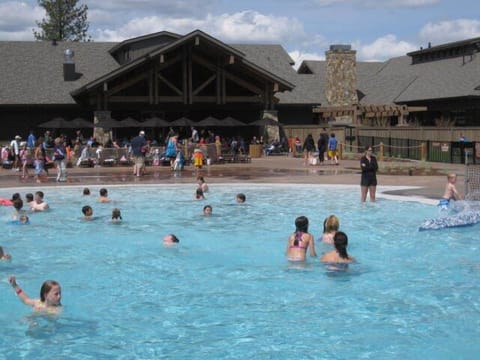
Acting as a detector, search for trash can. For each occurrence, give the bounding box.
[249,144,263,158]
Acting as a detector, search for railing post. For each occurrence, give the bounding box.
[379,142,384,161]
[339,143,343,160]
[421,142,427,161]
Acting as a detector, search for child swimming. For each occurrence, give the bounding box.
[8,275,62,314]
[111,208,122,222]
[82,205,94,220]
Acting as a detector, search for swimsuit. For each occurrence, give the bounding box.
[289,231,306,249]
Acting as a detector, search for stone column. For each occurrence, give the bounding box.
[93,110,112,145]
[262,110,279,143]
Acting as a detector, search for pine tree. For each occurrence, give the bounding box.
[33,0,91,41]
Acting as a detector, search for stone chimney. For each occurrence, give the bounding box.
[325,44,358,110]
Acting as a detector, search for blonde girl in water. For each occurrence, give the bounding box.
[8,275,62,314]
[322,214,339,244]
[286,216,316,261]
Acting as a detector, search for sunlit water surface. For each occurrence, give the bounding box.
[0,184,479,359]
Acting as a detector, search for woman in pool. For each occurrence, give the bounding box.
[320,231,355,264]
[8,275,62,314]
[286,216,316,261]
[321,214,339,244]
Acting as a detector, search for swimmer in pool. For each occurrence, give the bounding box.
[82,205,94,220]
[0,246,12,260]
[197,176,209,193]
[194,188,205,200]
[439,173,463,207]
[25,193,34,208]
[320,231,355,264]
[236,193,246,203]
[111,208,122,222]
[286,216,316,261]
[30,191,49,212]
[18,214,30,224]
[163,234,179,246]
[8,275,62,314]
[203,205,212,216]
[12,198,24,220]
[83,187,91,196]
[321,214,339,244]
[98,188,110,203]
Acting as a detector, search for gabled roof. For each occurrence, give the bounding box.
[72,29,294,97]
[108,30,181,54]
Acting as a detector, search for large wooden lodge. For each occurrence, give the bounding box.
[1,29,480,142]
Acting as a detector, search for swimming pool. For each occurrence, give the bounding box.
[1,184,479,359]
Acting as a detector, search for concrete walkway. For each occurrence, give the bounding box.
[0,156,467,202]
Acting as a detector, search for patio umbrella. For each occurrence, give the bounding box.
[96,118,120,128]
[221,116,246,127]
[196,116,223,127]
[70,117,94,128]
[249,118,283,127]
[142,116,170,127]
[37,117,70,128]
[117,117,141,128]
[170,116,194,127]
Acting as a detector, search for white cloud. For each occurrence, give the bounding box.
[419,19,480,45]
[289,50,325,69]
[357,34,417,61]
[0,1,44,33]
[312,0,439,7]
[86,0,218,14]
[95,10,306,44]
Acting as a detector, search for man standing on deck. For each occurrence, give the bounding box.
[131,130,147,177]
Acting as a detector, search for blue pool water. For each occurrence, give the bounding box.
[0,184,479,359]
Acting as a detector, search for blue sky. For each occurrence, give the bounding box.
[0,0,479,65]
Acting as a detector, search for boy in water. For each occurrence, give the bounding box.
[31,191,49,211]
[98,188,110,203]
[82,205,94,220]
[439,173,463,207]
[236,193,246,203]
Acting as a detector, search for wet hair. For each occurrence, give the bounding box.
[19,215,29,224]
[295,216,309,233]
[294,216,309,246]
[11,193,21,201]
[196,188,204,198]
[324,215,339,233]
[83,188,90,195]
[168,234,179,243]
[35,191,44,199]
[99,188,108,197]
[236,193,246,202]
[40,280,60,302]
[197,176,205,183]
[13,198,23,211]
[334,231,349,259]
[203,205,212,212]
[82,205,92,216]
[25,193,34,202]
[112,208,122,220]
[0,246,4,257]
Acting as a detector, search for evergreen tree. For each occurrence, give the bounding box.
[33,0,91,41]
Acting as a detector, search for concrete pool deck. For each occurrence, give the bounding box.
[0,156,467,203]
